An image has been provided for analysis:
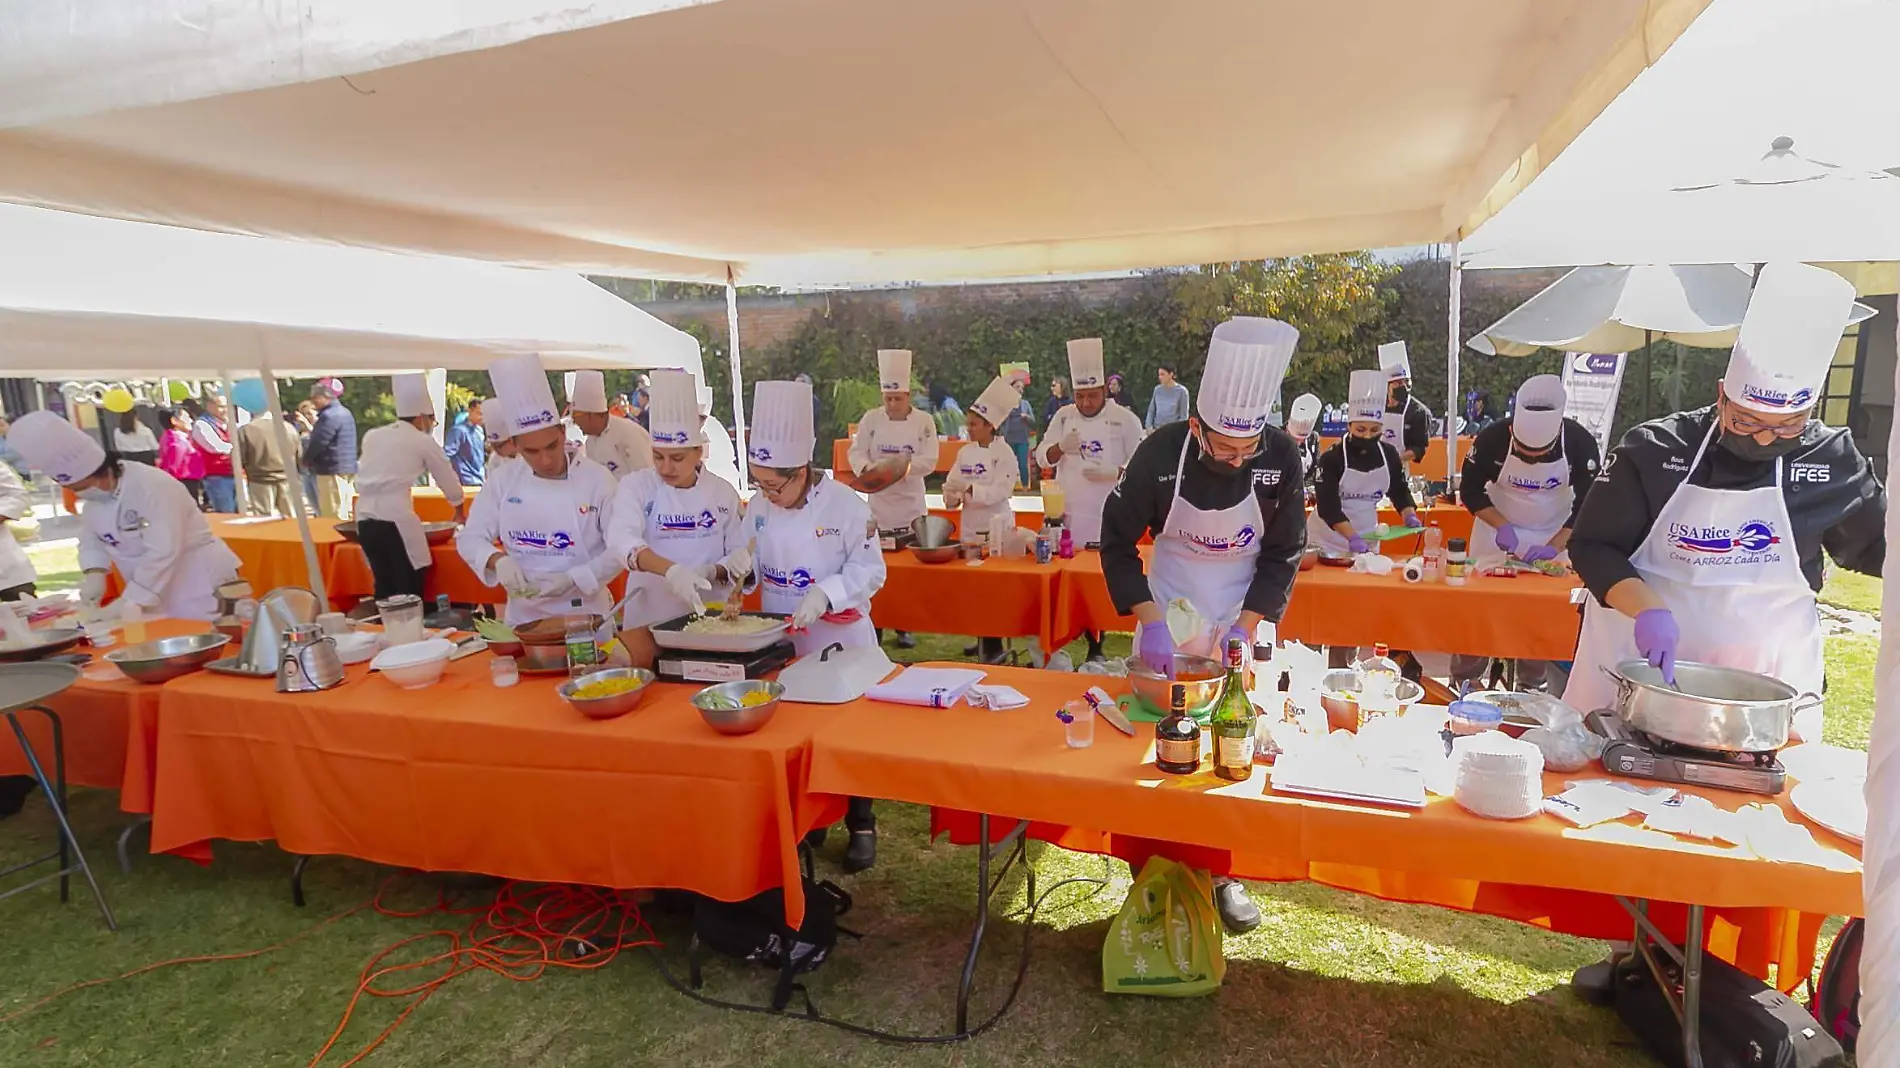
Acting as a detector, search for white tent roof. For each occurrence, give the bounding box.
[0,204,704,380]
[0,0,1710,286]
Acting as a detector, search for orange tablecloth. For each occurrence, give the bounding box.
[208,514,345,593]
[806,665,1860,988]
[1051,548,1583,659]
[410,485,478,522]
[871,550,1062,649]
[830,439,962,480]
[148,656,843,923]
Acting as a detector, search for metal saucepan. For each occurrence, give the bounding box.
[1603,659,1818,753]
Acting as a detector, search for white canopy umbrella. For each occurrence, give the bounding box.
[1466,264,1816,356]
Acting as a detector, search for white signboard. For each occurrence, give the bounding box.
[1562,352,1627,455]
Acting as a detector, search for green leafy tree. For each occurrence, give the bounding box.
[1171,254,1397,398]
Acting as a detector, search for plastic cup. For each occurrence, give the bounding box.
[490,656,520,688]
[1063,698,1094,748]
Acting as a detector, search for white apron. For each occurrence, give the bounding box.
[354,488,431,569]
[93,499,240,621]
[1305,443,1388,555]
[1562,426,1823,738]
[756,506,878,658]
[1470,437,1574,566]
[1132,434,1265,659]
[865,419,932,531]
[1381,410,1405,456]
[623,475,737,628]
[494,475,614,626]
[1054,423,1121,546]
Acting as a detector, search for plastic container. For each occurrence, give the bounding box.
[564,598,601,678]
[370,637,455,689]
[1057,527,1075,559]
[1445,538,1469,587]
[1062,698,1094,748]
[1447,699,1503,736]
[1422,523,1444,582]
[489,656,520,687]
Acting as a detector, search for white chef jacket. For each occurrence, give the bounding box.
[943,438,1019,541]
[744,474,887,656]
[700,415,741,492]
[584,415,654,480]
[354,421,466,569]
[0,461,36,592]
[1034,401,1144,544]
[847,408,938,530]
[455,455,623,625]
[79,462,242,620]
[606,466,747,627]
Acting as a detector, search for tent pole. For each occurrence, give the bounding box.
[217,370,250,513]
[1642,331,1653,423]
[1445,239,1462,487]
[258,367,327,606]
[725,270,748,473]
[1859,289,1900,1068]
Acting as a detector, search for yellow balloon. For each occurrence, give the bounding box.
[102,388,136,414]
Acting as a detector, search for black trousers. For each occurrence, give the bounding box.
[0,581,37,817]
[356,519,427,601]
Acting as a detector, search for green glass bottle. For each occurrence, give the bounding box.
[1210,638,1256,781]
[1154,682,1201,775]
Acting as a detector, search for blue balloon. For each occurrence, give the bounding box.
[230,378,269,414]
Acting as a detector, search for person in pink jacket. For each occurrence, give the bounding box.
[156,407,207,509]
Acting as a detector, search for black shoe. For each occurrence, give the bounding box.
[0,775,37,819]
[963,644,979,657]
[843,829,877,874]
[803,826,830,851]
[1213,879,1261,935]
[894,632,916,650]
[1570,959,1617,1006]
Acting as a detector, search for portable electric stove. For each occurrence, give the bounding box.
[656,640,797,685]
[1586,710,1787,796]
[877,528,918,552]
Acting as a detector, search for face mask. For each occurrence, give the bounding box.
[1720,429,1805,463]
[1392,386,1410,406]
[1345,435,1381,459]
[76,487,114,503]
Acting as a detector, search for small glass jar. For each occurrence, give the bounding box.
[489,655,520,688]
[1062,698,1094,748]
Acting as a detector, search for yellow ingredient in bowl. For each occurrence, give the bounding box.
[741,689,775,707]
[572,677,646,700]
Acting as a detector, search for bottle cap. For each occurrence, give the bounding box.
[1373,642,1390,657]
[1448,538,1466,552]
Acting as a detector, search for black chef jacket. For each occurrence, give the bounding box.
[1387,395,1432,462]
[1459,417,1602,528]
[1099,421,1307,624]
[1569,407,1885,606]
[1313,437,1415,527]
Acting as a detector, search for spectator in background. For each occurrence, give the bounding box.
[1144,365,1191,429]
[1464,390,1500,435]
[236,408,295,516]
[630,374,652,429]
[444,398,488,487]
[1043,376,1072,429]
[1106,373,1132,411]
[1000,370,1035,486]
[304,382,359,518]
[191,394,238,512]
[293,400,320,512]
[113,408,159,466]
[157,407,206,508]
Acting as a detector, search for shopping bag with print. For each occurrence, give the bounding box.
[1102,857,1226,997]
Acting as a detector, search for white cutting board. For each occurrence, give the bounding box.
[778,644,897,704]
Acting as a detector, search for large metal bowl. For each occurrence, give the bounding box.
[1319,668,1426,732]
[1122,653,1226,716]
[557,667,655,720]
[910,514,956,550]
[910,542,962,564]
[0,628,85,662]
[1605,659,1812,753]
[691,679,784,735]
[104,633,231,684]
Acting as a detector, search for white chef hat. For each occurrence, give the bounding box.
[392,373,433,420]
[484,395,516,437]
[487,354,560,436]
[1196,317,1299,437]
[11,410,106,484]
[566,369,608,413]
[1347,370,1386,423]
[1724,262,1857,415]
[877,349,913,393]
[1285,393,1323,436]
[646,369,705,447]
[969,375,1023,429]
[696,382,715,414]
[748,380,814,467]
[1511,374,1567,449]
[1378,341,1412,381]
[1066,338,1106,390]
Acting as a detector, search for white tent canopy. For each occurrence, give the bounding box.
[0,205,704,381]
[0,0,1709,286]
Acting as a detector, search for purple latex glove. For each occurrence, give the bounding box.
[1493,523,1520,554]
[1402,511,1425,528]
[1633,609,1680,685]
[1137,623,1176,678]
[1223,623,1252,652]
[1347,535,1371,555]
[1520,543,1560,564]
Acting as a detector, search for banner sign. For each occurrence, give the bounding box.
[1562,352,1626,455]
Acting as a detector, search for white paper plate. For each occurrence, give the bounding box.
[1791,779,1866,844]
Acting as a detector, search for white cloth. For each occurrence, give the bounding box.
[1724,262,1858,415]
[1378,340,1411,380]
[966,683,1030,710]
[112,423,159,454]
[969,375,1022,430]
[0,461,37,591]
[1469,431,1573,566]
[700,414,741,491]
[1136,432,1266,658]
[877,349,913,393]
[1563,425,1823,733]
[1512,374,1566,448]
[1197,317,1298,437]
[748,380,815,466]
[848,407,938,530]
[583,414,653,479]
[646,369,704,446]
[1347,369,1385,423]
[1307,442,1388,555]
[1285,393,1322,437]
[944,438,1018,538]
[488,353,561,436]
[606,465,745,628]
[744,475,885,657]
[455,454,621,626]
[77,462,240,620]
[355,420,464,568]
[866,666,986,708]
[392,373,432,419]
[1034,401,1143,544]
[10,410,105,484]
[1066,338,1106,389]
[567,368,609,413]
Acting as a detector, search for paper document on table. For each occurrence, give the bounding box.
[1269,751,1426,809]
[865,666,986,708]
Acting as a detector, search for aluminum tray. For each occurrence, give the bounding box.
[649,612,790,653]
[0,627,85,663]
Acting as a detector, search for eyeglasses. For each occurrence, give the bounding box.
[1723,401,1809,438]
[1196,428,1260,464]
[751,468,802,496]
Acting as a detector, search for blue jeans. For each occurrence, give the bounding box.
[202,474,237,514]
[1010,441,1030,486]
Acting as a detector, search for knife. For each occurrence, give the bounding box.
[1084,686,1136,737]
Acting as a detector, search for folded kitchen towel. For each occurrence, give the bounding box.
[865,666,986,708]
[967,684,1029,710]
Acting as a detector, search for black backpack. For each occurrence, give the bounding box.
[688,866,855,1012]
[1614,951,1844,1068]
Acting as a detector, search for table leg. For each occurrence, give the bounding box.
[290,855,312,907]
[1,706,117,930]
[1616,896,1704,1068]
[955,814,1029,1036]
[116,815,153,874]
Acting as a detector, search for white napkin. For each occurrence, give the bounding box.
[865,666,986,708]
[967,683,1029,710]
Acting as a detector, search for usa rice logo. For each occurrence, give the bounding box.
[749,444,774,463]
[654,428,690,445]
[1739,384,1814,411]
[517,407,557,429]
[656,509,718,533]
[761,565,814,590]
[1079,439,1106,459]
[960,462,989,479]
[1183,524,1256,554]
[1218,413,1266,435]
[1667,518,1780,563]
[507,529,576,551]
[1508,474,1565,491]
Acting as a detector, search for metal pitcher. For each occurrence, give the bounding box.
[277,622,346,693]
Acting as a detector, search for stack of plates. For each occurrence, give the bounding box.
[1452,732,1545,820]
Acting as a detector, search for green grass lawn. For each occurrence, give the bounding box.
[1821,569,1881,617]
[22,540,80,593]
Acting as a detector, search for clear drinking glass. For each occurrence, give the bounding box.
[1063,698,1094,748]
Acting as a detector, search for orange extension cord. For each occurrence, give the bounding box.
[1,875,659,1067]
